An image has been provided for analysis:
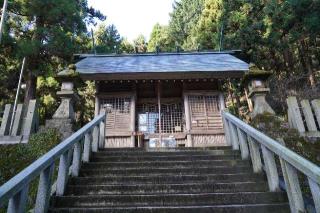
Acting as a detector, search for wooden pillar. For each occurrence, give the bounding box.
[183,84,192,147]
[219,92,225,111]
[94,81,100,116]
[130,89,136,147]
[157,82,162,144]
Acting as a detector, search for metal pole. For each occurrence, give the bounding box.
[0,0,8,44]
[10,57,26,133]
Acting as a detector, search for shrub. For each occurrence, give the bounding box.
[0,129,61,185]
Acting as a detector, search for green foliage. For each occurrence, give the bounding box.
[148,23,174,52]
[119,39,135,54]
[0,129,61,185]
[37,76,60,123]
[0,0,106,104]
[133,34,147,53]
[191,0,224,50]
[0,0,108,123]
[169,0,205,49]
[95,23,122,54]
[77,81,95,125]
[250,113,320,165]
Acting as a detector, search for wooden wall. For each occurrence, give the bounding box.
[192,134,226,147]
[96,81,226,148]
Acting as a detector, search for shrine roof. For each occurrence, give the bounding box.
[75,51,249,75]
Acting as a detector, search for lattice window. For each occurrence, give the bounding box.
[161,103,184,134]
[100,97,131,131]
[188,95,222,130]
[137,104,158,134]
[137,102,184,134]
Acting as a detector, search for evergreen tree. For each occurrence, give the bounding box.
[95,23,122,54]
[120,38,135,54]
[169,0,204,49]
[133,34,147,53]
[1,0,105,103]
[147,23,174,52]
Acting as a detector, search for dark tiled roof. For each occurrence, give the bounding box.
[75,52,249,74]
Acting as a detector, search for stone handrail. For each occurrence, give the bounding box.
[222,110,320,213]
[0,111,106,213]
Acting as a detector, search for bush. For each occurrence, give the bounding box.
[0,129,61,185]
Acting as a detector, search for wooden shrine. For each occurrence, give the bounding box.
[74,51,249,148]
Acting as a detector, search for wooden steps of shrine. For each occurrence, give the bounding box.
[49,146,290,213]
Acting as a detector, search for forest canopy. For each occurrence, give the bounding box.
[0,0,319,122]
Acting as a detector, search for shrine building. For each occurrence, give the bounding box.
[74,51,249,148]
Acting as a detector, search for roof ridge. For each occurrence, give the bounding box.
[74,50,242,58]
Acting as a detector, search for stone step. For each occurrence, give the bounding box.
[81,160,250,169]
[79,165,253,177]
[70,173,265,185]
[49,203,291,213]
[66,182,268,195]
[52,192,288,208]
[91,154,241,162]
[94,149,239,157]
[100,146,232,152]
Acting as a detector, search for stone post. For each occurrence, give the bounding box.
[244,67,275,118]
[44,65,79,140]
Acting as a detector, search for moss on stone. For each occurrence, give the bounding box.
[249,113,320,165]
[241,64,273,87]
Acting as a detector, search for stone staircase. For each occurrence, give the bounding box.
[49,146,290,213]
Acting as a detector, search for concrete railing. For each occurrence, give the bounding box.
[0,112,106,213]
[287,96,320,137]
[222,110,320,213]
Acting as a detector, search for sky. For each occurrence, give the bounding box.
[87,0,175,42]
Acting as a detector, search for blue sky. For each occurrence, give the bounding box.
[88,0,175,42]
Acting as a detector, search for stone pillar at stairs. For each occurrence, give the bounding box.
[43,65,79,140]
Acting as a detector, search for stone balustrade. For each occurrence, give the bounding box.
[222,110,320,213]
[0,111,106,213]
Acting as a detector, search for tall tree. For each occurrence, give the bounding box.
[119,38,135,54]
[133,34,147,53]
[2,0,105,103]
[191,0,224,50]
[95,23,122,54]
[147,23,174,52]
[169,0,204,50]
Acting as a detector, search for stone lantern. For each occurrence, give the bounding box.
[53,64,80,121]
[44,64,80,139]
[243,65,275,118]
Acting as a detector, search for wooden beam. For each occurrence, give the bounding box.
[79,71,245,81]
[157,82,162,143]
[94,81,100,116]
[130,87,137,147]
[183,83,192,147]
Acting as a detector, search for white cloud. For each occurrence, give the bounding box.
[88,0,175,42]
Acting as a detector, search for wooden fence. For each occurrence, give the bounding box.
[287,96,320,137]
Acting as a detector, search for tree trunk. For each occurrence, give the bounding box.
[244,88,253,112]
[24,70,37,105]
[283,47,294,76]
[298,40,316,88]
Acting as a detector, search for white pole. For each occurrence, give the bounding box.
[0,0,8,44]
[10,57,26,134]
